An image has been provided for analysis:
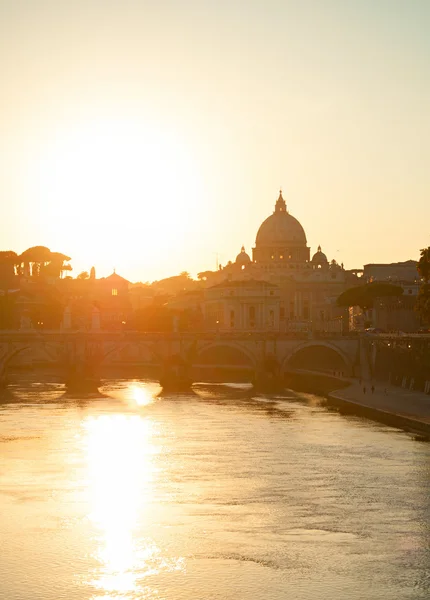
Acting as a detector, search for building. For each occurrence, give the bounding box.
[361,260,422,332]
[55,271,132,331]
[202,190,360,332]
[204,280,280,331]
[363,260,419,283]
[93,272,132,329]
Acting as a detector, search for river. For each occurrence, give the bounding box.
[1,379,429,600]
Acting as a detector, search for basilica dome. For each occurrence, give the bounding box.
[236,246,251,264]
[255,191,307,246]
[311,245,328,265]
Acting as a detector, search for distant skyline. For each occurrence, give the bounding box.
[1,0,429,282]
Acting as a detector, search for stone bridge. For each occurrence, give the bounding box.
[0,330,361,389]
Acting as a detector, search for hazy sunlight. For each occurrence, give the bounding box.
[29,119,204,276]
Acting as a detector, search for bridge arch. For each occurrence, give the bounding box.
[0,342,67,374]
[100,342,161,364]
[0,346,31,375]
[194,342,257,369]
[281,341,353,376]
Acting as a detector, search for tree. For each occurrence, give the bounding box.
[337,282,404,311]
[17,247,71,279]
[417,247,430,283]
[44,252,72,278]
[0,254,19,327]
[416,284,430,324]
[0,251,18,284]
[77,271,90,280]
[197,270,215,281]
[416,247,430,323]
[48,252,71,277]
[61,264,73,277]
[18,246,52,277]
[150,272,200,295]
[90,266,96,280]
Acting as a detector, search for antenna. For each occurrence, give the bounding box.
[213,252,222,270]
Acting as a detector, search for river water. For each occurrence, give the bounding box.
[1,379,429,600]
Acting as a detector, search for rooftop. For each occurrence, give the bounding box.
[209,279,278,289]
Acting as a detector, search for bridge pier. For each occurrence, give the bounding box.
[64,339,101,393]
[0,373,8,389]
[159,355,192,391]
[65,364,100,393]
[253,355,285,393]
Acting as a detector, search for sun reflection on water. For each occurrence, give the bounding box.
[83,414,159,597]
[129,383,156,407]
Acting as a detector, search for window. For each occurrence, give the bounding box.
[280,255,283,259]
[280,307,285,320]
[249,305,255,327]
[112,288,118,296]
[269,290,274,296]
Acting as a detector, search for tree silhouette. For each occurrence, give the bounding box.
[416,247,430,323]
[0,251,18,282]
[417,247,430,283]
[17,247,71,278]
[337,282,403,311]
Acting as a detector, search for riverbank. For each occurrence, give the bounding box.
[327,380,430,436]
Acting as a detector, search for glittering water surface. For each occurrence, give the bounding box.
[1,380,430,600]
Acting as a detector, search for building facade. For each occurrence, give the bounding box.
[204,280,280,331]
[202,191,360,332]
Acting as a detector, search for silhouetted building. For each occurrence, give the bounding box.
[363,260,419,283]
[201,190,359,332]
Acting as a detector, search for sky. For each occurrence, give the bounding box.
[1,0,429,282]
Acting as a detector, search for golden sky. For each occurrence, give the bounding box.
[1,1,429,281]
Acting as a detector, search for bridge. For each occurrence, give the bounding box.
[1,330,427,392]
[0,330,361,390]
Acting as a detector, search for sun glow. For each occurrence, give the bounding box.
[83,414,159,596]
[29,119,205,279]
[129,383,157,407]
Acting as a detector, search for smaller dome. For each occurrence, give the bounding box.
[236,246,251,264]
[311,245,328,264]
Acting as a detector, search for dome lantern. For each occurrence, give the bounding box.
[274,189,287,213]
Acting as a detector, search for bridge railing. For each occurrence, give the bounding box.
[0,329,361,341]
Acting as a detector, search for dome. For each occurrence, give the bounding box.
[255,191,307,246]
[236,246,251,264]
[311,245,328,264]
